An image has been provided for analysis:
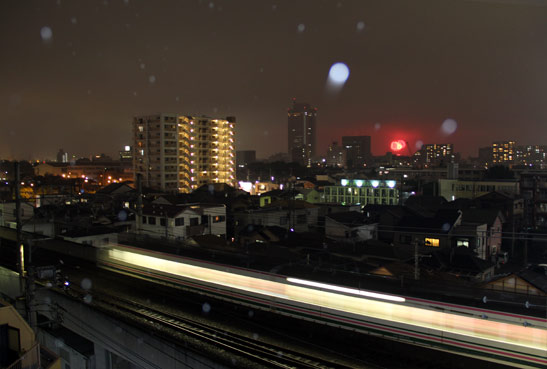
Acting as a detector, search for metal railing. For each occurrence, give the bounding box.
[6,342,40,369]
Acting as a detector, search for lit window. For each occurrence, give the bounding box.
[425,238,440,247]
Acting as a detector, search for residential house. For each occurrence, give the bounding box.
[482,265,547,296]
[234,199,318,235]
[460,208,504,260]
[295,188,321,204]
[393,209,462,253]
[325,211,377,244]
[422,247,496,282]
[140,203,226,240]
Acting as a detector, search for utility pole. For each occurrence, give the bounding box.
[15,163,24,292]
[15,163,37,332]
[414,239,420,280]
[136,173,142,234]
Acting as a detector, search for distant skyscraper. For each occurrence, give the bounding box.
[478,147,492,167]
[57,149,68,163]
[326,141,346,167]
[342,136,371,168]
[492,141,515,165]
[287,100,317,166]
[133,113,236,193]
[236,150,256,168]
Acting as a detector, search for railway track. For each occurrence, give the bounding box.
[72,287,351,369]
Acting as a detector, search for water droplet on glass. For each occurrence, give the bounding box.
[442,223,451,232]
[248,310,254,318]
[139,63,145,70]
[133,91,137,96]
[83,294,92,304]
[252,333,259,340]
[441,118,457,135]
[374,122,381,131]
[208,2,214,9]
[415,140,424,150]
[272,4,277,11]
[148,75,156,84]
[297,24,305,33]
[40,26,53,42]
[71,17,77,24]
[356,21,365,31]
[175,96,180,102]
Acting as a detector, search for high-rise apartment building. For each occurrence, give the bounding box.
[424,143,453,165]
[287,100,317,166]
[342,136,371,168]
[492,141,515,165]
[515,145,547,167]
[133,114,236,193]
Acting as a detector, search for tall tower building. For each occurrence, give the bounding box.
[492,141,515,165]
[342,136,371,168]
[287,100,317,166]
[133,114,236,193]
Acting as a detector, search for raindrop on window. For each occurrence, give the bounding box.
[297,24,305,33]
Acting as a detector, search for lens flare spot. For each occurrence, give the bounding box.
[328,62,350,84]
[441,118,457,135]
[40,26,53,42]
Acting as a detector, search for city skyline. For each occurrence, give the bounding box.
[1,1,547,160]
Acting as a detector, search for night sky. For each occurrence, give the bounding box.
[1,0,546,160]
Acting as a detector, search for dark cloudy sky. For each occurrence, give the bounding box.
[1,0,546,160]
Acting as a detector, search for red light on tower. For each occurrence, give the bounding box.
[390,140,406,152]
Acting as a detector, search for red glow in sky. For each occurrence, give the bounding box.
[390,140,406,152]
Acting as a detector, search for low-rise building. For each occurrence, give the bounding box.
[438,179,519,201]
[324,179,399,206]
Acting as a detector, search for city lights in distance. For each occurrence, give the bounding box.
[390,140,406,152]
